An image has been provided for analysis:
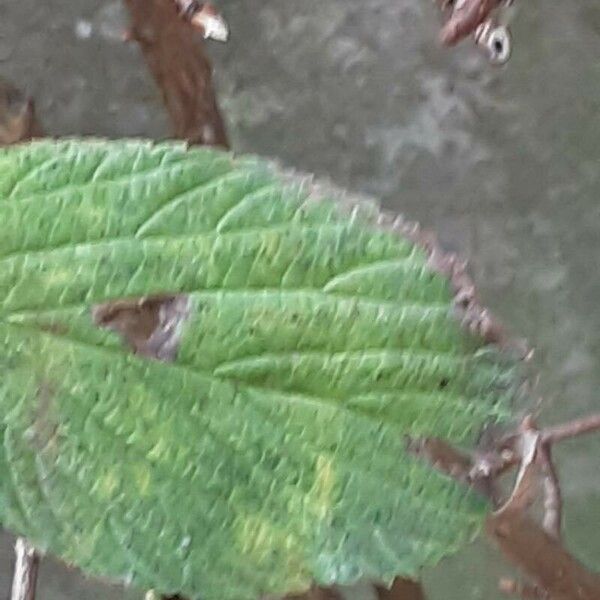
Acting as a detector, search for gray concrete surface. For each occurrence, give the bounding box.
[1,0,599,598]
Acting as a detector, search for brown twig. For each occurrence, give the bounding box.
[409,411,600,600]
[439,0,504,46]
[487,511,600,600]
[123,0,229,147]
[436,0,513,65]
[513,418,563,538]
[485,414,600,599]
[542,414,600,445]
[508,413,600,539]
[406,437,473,481]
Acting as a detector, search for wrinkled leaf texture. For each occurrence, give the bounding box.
[0,140,520,599]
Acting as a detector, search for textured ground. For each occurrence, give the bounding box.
[1,0,600,599]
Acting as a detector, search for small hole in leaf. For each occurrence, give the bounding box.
[439,378,449,389]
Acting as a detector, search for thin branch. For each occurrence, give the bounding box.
[435,0,512,65]
[406,435,505,503]
[542,414,600,445]
[487,511,600,600]
[123,0,229,147]
[476,412,600,526]
[485,414,600,599]
[10,538,40,600]
[513,418,563,538]
[514,412,600,539]
[409,412,600,599]
[406,436,473,481]
[439,0,503,46]
[498,426,540,514]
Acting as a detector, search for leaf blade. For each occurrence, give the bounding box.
[0,140,522,599]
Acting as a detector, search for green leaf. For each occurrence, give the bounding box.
[0,140,520,599]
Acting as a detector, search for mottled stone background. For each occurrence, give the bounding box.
[1,0,599,598]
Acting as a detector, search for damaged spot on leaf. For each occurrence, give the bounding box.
[92,294,191,362]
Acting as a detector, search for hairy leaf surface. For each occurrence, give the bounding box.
[0,140,521,599]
